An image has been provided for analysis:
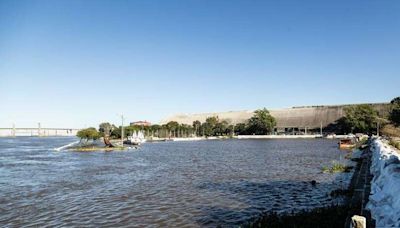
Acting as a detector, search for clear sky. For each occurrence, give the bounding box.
[0,0,399,128]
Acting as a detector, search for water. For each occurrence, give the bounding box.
[0,137,352,227]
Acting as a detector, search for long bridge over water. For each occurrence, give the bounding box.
[0,126,80,137]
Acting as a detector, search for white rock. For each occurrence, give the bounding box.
[351,215,366,228]
[367,139,400,227]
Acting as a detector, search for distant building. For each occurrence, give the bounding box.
[130,121,151,127]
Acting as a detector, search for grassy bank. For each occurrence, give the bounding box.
[389,139,400,150]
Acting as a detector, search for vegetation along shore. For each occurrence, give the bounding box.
[75,96,400,147]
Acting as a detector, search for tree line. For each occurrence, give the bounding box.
[77,108,277,140]
[332,96,400,135]
[76,96,400,141]
[107,108,276,138]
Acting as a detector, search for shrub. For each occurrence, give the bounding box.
[322,166,330,173]
[76,127,101,142]
[390,97,400,126]
[342,105,378,134]
[389,140,400,150]
[331,162,346,173]
[322,161,351,173]
[358,137,368,145]
[381,124,400,138]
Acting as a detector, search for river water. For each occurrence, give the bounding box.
[0,137,351,227]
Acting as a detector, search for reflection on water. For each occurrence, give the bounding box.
[0,137,351,227]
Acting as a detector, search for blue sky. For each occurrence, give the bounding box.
[0,0,399,128]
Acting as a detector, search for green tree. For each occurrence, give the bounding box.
[77,127,101,142]
[193,120,201,136]
[150,124,161,137]
[110,127,121,139]
[150,124,161,131]
[234,123,247,135]
[227,124,235,136]
[206,116,219,126]
[390,97,400,126]
[98,122,114,136]
[214,120,228,136]
[166,121,179,131]
[124,125,140,137]
[200,122,210,136]
[166,121,179,137]
[179,124,193,137]
[201,116,219,136]
[246,108,276,135]
[391,97,400,105]
[343,104,378,133]
[159,124,169,138]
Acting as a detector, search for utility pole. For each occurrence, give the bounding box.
[120,114,124,146]
[377,121,380,137]
[38,122,41,137]
[320,122,323,136]
[12,123,16,137]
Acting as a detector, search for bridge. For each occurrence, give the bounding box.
[0,126,80,137]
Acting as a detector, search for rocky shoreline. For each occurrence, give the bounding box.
[366,138,400,227]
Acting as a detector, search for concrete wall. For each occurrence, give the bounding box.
[160,103,391,130]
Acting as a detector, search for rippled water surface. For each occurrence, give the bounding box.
[0,137,351,227]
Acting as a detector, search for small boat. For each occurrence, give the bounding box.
[126,130,146,145]
[325,133,336,139]
[339,138,356,149]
